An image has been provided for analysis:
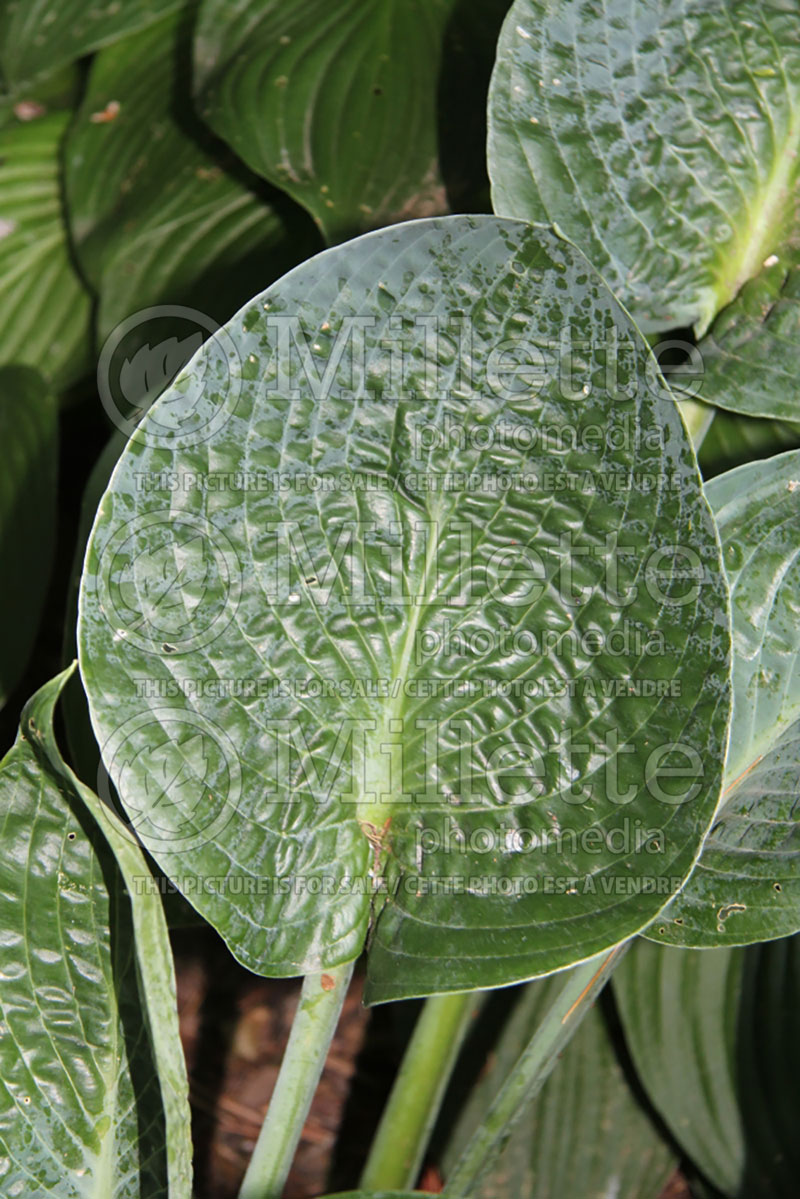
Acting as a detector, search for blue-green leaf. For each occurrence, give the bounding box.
[647,450,800,946]
[487,0,800,418]
[77,215,730,1003]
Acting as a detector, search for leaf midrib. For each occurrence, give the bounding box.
[84,858,123,1199]
[704,101,800,335]
[359,493,446,827]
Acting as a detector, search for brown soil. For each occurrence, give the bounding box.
[175,929,690,1199]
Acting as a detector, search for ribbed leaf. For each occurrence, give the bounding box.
[0,666,192,1196]
[61,431,209,933]
[65,6,317,345]
[78,215,730,1004]
[0,0,183,89]
[647,450,800,946]
[709,453,800,781]
[615,936,800,1197]
[444,974,675,1199]
[697,247,800,419]
[0,61,82,128]
[487,0,800,418]
[0,366,57,709]
[0,111,91,386]
[194,0,454,242]
[615,942,744,1195]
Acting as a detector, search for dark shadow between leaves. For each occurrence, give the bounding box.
[436,0,511,216]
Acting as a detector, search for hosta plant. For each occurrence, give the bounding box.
[0,1,799,1197]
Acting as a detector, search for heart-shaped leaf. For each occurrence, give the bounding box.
[64,8,317,347]
[615,936,800,1198]
[0,112,91,387]
[78,215,730,1003]
[646,449,800,947]
[444,972,675,1199]
[193,0,455,242]
[0,366,57,709]
[487,0,800,418]
[0,0,183,89]
[0,666,192,1196]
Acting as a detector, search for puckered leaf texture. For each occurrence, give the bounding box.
[79,215,730,1002]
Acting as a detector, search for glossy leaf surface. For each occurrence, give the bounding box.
[0,667,192,1196]
[0,112,91,386]
[65,8,316,344]
[487,0,800,419]
[194,0,454,241]
[697,249,800,419]
[615,936,800,1197]
[78,215,730,1002]
[0,0,182,88]
[648,450,800,946]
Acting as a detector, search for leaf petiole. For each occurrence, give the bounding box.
[237,961,354,1199]
[360,989,483,1191]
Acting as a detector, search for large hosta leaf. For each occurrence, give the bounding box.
[0,367,57,709]
[78,215,730,1003]
[0,111,91,386]
[647,450,800,946]
[487,0,800,417]
[444,973,675,1199]
[194,0,455,242]
[709,452,800,781]
[697,249,800,419]
[0,666,192,1196]
[0,0,182,89]
[61,431,207,935]
[615,936,800,1197]
[65,7,316,345]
